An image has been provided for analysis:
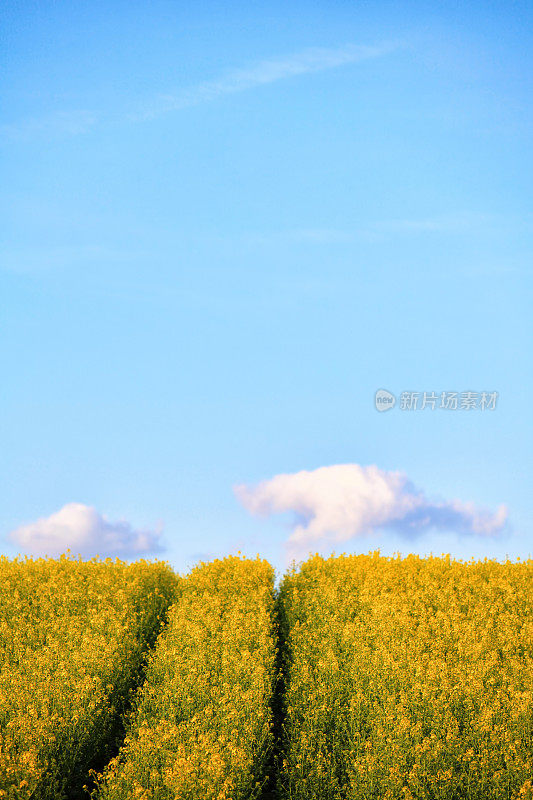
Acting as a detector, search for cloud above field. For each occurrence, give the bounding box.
[235,464,508,554]
[9,503,163,558]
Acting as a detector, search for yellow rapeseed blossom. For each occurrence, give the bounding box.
[0,554,177,799]
[95,555,276,800]
[4,550,531,798]
[279,552,533,800]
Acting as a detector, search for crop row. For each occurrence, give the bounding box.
[95,555,276,800]
[0,555,177,799]
[279,553,533,800]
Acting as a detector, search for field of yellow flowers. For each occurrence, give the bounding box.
[1,551,532,799]
[0,555,177,799]
[95,555,276,800]
[279,553,533,800]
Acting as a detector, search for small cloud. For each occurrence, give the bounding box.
[235,464,508,556]
[9,503,163,559]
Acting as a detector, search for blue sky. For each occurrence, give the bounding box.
[1,0,532,573]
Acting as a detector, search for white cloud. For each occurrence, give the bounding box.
[135,42,398,119]
[9,503,163,559]
[235,464,508,554]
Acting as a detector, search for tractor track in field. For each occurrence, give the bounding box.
[258,592,290,800]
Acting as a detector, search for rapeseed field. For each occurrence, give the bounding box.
[1,552,531,799]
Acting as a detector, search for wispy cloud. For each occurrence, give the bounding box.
[235,464,508,557]
[132,42,399,120]
[246,228,359,246]
[243,213,495,247]
[370,212,489,235]
[0,244,147,274]
[9,502,163,558]
[0,110,98,140]
[1,42,398,138]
